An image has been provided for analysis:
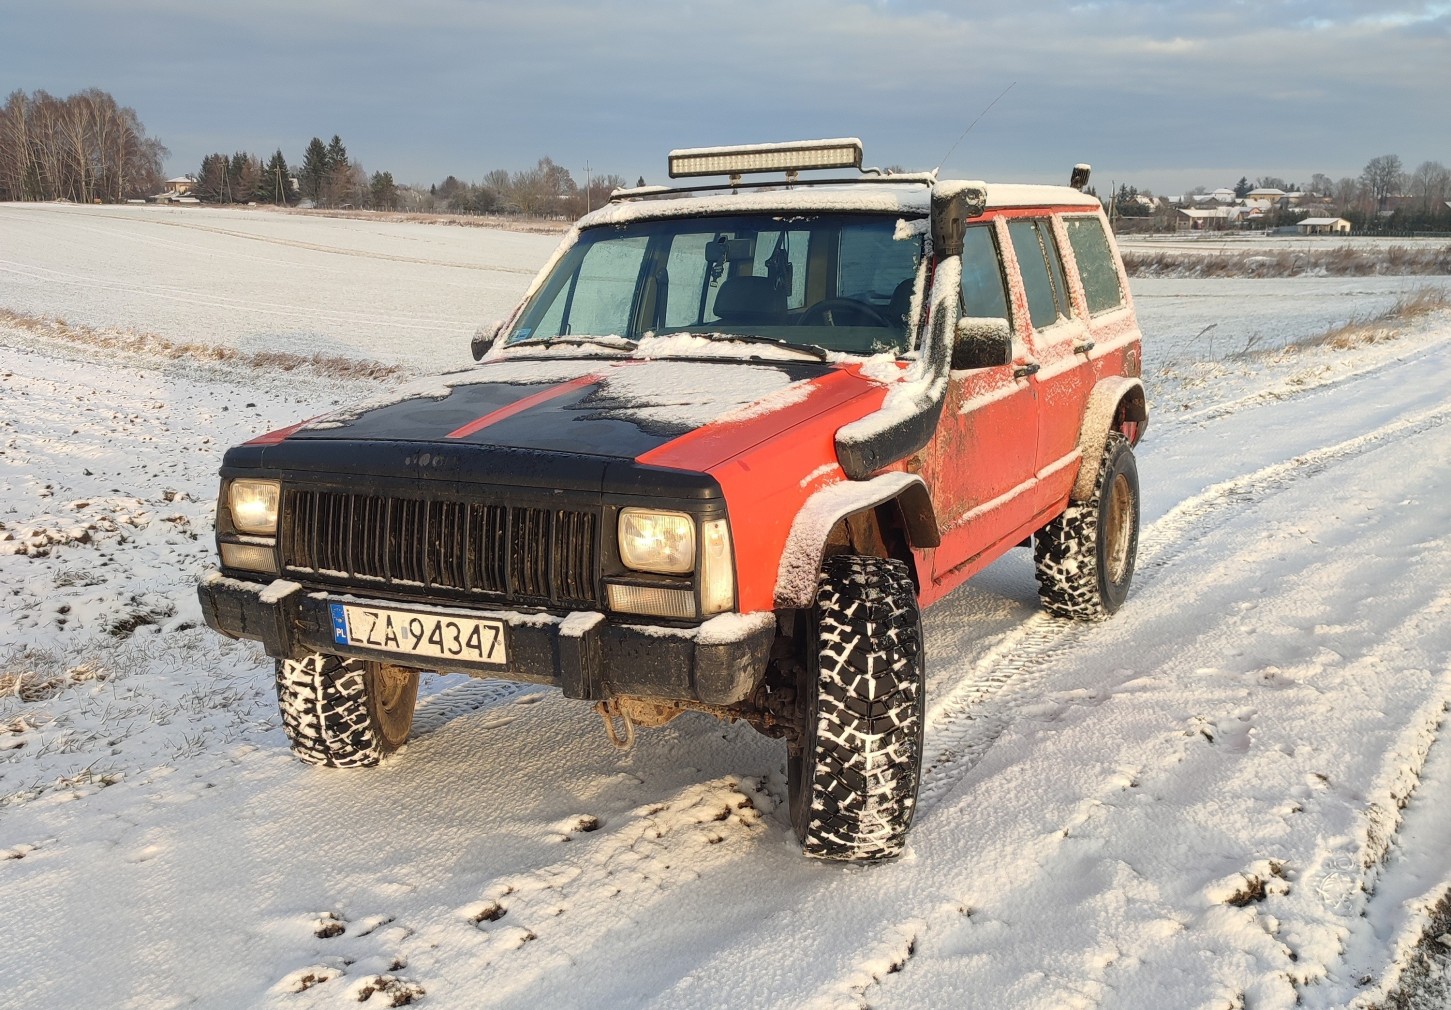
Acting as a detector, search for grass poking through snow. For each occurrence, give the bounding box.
[0,308,404,382]
[1124,245,1451,279]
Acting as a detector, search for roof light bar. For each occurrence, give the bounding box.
[668,138,864,180]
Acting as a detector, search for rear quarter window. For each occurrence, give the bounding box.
[1064,216,1125,314]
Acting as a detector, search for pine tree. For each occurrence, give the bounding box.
[196,153,229,203]
[1234,176,1252,199]
[325,135,347,173]
[369,170,397,210]
[301,137,327,203]
[260,149,291,204]
[322,135,350,206]
[228,152,248,203]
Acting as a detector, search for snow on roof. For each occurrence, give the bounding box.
[1299,217,1350,225]
[584,179,1098,228]
[982,184,1100,210]
[669,137,863,158]
[1180,207,1247,219]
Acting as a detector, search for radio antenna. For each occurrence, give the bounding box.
[936,81,1016,173]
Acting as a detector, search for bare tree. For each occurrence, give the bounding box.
[1408,161,1450,214]
[0,88,164,202]
[0,90,38,200]
[1360,154,1404,211]
[509,156,575,216]
[1332,176,1365,215]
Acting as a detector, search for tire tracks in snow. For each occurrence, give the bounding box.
[0,206,538,274]
[915,394,1451,814]
[410,679,544,739]
[0,258,475,334]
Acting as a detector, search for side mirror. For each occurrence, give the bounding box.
[952,317,1013,370]
[471,319,504,361]
[931,182,988,257]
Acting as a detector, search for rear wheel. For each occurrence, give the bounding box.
[1034,431,1140,620]
[274,653,419,768]
[788,554,925,861]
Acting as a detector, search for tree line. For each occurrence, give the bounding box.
[191,142,630,218]
[191,135,396,209]
[0,88,168,202]
[1111,153,1451,234]
[423,158,630,218]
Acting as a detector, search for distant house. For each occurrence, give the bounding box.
[148,176,199,204]
[1244,187,1285,208]
[1298,217,1351,235]
[1179,206,1248,231]
[1194,188,1237,205]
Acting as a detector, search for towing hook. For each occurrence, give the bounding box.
[595,699,636,751]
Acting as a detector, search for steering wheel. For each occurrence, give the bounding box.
[798,297,894,328]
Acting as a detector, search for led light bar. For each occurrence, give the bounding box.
[668,138,863,179]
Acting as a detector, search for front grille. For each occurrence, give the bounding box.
[281,488,600,608]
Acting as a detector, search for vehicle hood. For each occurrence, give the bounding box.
[231,355,886,481]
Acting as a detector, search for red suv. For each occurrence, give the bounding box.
[199,139,1147,861]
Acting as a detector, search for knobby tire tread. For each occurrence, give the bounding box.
[799,554,925,861]
[274,653,386,768]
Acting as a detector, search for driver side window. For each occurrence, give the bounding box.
[959,224,1010,321]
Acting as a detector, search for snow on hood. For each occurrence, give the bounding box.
[301,358,598,432]
[576,359,808,432]
[273,354,858,468]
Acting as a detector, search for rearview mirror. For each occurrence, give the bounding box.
[952,317,1013,370]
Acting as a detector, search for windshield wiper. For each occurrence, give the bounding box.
[514,335,638,352]
[681,332,829,361]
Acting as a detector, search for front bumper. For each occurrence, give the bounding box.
[197,570,775,707]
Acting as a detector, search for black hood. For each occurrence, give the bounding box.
[224,356,842,494]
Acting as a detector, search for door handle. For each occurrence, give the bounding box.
[1074,340,1096,354]
[1013,362,1040,379]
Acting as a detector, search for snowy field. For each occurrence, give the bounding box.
[2,203,1451,1009]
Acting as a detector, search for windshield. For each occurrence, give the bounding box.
[506,213,926,356]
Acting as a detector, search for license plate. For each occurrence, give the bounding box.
[329,603,507,665]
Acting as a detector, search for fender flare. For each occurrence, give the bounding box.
[774,472,940,609]
[1071,376,1147,500]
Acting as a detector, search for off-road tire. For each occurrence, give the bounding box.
[274,653,419,768]
[1034,431,1140,620]
[788,554,926,861]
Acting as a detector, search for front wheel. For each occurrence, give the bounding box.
[274,653,419,768]
[788,554,926,861]
[1034,431,1140,620]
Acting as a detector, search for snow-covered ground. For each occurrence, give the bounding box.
[2,204,1450,1009]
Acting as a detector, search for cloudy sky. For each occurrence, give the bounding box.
[4,0,1448,195]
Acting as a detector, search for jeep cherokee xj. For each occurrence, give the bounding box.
[198,139,1147,861]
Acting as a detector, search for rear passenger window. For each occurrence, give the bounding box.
[1007,219,1069,329]
[959,224,1010,321]
[1065,216,1125,314]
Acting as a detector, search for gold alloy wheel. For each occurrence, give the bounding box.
[1104,471,1134,585]
[368,662,418,751]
